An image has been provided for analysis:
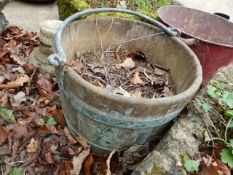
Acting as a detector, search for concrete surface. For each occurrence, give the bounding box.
[173,0,233,22]
[2,0,59,32]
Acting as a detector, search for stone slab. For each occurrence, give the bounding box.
[2,0,59,32]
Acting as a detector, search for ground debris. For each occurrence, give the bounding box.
[71,49,175,99]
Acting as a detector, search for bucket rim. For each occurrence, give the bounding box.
[61,17,202,106]
[158,5,233,48]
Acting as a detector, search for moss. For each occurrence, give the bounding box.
[57,0,90,20]
[145,164,166,175]
[57,0,169,21]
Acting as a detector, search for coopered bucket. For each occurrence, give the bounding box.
[158,5,233,84]
[49,8,202,151]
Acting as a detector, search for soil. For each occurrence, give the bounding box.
[70,48,175,99]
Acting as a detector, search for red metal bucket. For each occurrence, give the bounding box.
[158,5,233,84]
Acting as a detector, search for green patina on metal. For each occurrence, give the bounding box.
[61,88,182,129]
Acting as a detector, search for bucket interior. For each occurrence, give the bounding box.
[60,17,199,94]
[158,6,233,47]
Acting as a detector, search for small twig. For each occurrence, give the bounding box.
[108,32,165,50]
[28,69,37,87]
[6,160,26,166]
[81,73,108,85]
[96,18,114,85]
[96,17,114,54]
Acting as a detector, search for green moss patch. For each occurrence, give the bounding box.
[57,0,171,20]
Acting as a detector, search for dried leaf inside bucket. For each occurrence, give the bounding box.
[116,58,135,69]
[131,71,144,85]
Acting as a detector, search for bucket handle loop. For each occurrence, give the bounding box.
[49,8,181,66]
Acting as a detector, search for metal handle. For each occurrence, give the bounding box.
[49,8,181,66]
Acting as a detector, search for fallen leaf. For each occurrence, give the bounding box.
[0,126,7,145]
[8,74,29,86]
[0,106,16,123]
[69,60,84,70]
[26,138,39,153]
[10,53,25,65]
[21,63,39,75]
[92,80,103,87]
[106,150,116,175]
[0,73,29,89]
[70,148,90,175]
[0,49,9,59]
[0,75,5,84]
[131,71,144,85]
[199,159,231,175]
[0,93,10,107]
[44,152,55,164]
[58,160,73,175]
[12,91,26,107]
[12,140,20,162]
[84,154,94,175]
[50,106,65,126]
[116,58,135,69]
[64,127,77,145]
[36,75,53,92]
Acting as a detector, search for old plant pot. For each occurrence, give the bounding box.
[158,5,233,84]
[49,9,202,151]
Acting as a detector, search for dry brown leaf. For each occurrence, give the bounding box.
[0,127,7,145]
[84,154,94,175]
[131,71,144,85]
[69,60,84,70]
[116,58,135,69]
[0,49,9,59]
[70,148,90,175]
[45,151,55,164]
[0,93,10,107]
[8,74,29,86]
[199,159,231,175]
[10,53,25,65]
[26,138,39,153]
[36,74,54,92]
[92,80,103,87]
[64,127,77,145]
[58,160,73,175]
[21,63,39,75]
[50,106,65,126]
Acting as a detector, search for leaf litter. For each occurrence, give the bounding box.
[0,26,163,175]
[71,49,175,99]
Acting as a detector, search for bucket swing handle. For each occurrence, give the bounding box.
[49,8,181,66]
